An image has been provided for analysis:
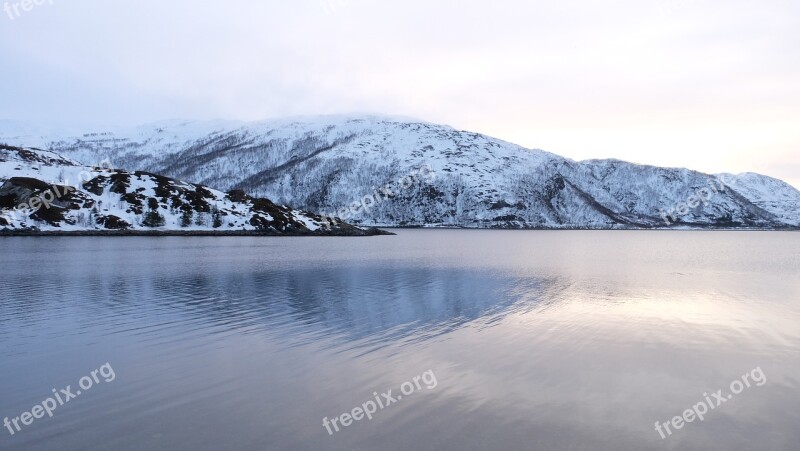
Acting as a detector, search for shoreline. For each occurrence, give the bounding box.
[0,228,395,237]
[1,227,796,237]
[355,225,800,232]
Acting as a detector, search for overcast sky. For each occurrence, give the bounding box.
[1,0,798,187]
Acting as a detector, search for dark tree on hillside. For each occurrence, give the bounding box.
[142,210,166,228]
[212,208,223,228]
[180,210,193,227]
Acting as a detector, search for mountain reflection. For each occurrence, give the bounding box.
[134,267,565,347]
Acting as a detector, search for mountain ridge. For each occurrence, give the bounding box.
[1,116,798,230]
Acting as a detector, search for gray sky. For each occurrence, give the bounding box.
[1,0,798,187]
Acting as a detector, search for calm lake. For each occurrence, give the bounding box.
[1,230,799,450]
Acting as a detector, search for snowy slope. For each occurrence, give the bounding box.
[1,116,797,229]
[0,145,376,235]
[717,172,800,226]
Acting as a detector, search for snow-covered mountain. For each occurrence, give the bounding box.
[0,144,379,235]
[1,116,798,229]
[716,172,800,227]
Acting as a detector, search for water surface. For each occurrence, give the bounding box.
[1,230,799,450]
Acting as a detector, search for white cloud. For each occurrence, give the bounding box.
[0,0,797,186]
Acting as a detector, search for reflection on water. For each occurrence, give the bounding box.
[0,231,799,450]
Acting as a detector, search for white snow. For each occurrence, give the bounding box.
[2,116,798,229]
[0,147,336,233]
